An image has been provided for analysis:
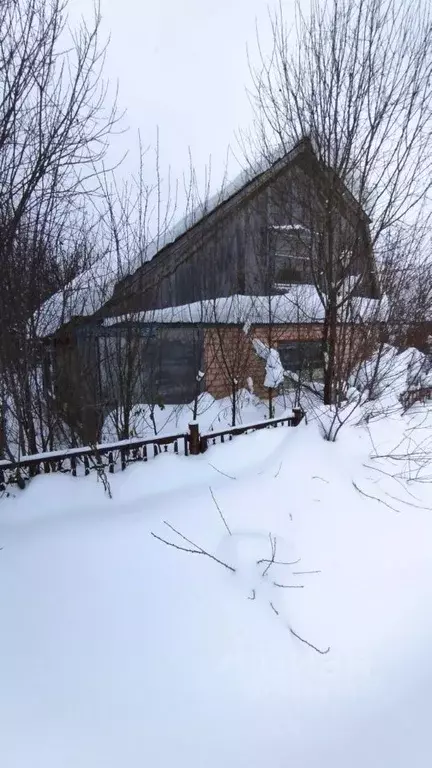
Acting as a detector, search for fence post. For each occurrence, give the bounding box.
[108,452,114,474]
[189,422,201,455]
[292,407,303,426]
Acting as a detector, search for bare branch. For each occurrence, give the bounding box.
[209,486,232,535]
[151,521,236,573]
[292,570,321,575]
[261,533,277,577]
[289,626,330,655]
[257,557,301,567]
[274,461,283,478]
[150,532,206,557]
[352,480,400,513]
[208,463,237,480]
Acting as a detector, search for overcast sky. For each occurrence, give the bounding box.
[69,0,296,194]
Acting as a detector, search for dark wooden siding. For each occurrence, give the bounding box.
[101,142,378,321]
[51,324,205,441]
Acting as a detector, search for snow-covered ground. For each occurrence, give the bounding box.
[1,396,432,767]
[101,389,288,442]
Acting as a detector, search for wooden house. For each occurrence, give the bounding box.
[43,137,381,440]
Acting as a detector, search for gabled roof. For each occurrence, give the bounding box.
[101,137,320,317]
[36,138,312,336]
[36,137,374,336]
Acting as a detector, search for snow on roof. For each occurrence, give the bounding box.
[35,139,375,338]
[34,250,121,337]
[35,166,257,338]
[35,142,312,338]
[103,285,386,327]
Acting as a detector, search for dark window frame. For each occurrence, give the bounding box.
[270,226,314,286]
[277,340,323,380]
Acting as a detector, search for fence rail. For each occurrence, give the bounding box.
[0,407,304,491]
[199,412,298,451]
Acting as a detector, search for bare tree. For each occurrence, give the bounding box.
[244,0,432,408]
[80,144,225,443]
[1,209,103,457]
[0,0,118,458]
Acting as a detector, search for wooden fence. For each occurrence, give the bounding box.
[0,407,304,491]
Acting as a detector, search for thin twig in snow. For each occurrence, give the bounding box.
[352,480,400,513]
[151,521,236,573]
[363,463,423,502]
[248,589,256,600]
[292,570,321,575]
[312,475,329,484]
[269,601,279,615]
[257,557,301,567]
[208,462,237,480]
[274,461,283,478]
[209,486,232,535]
[382,488,431,511]
[151,532,206,557]
[89,447,112,499]
[261,533,277,577]
[366,425,380,460]
[289,627,330,655]
[273,582,304,589]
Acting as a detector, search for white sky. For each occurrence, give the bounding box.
[69,0,296,195]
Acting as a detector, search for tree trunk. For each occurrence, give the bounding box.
[323,300,337,405]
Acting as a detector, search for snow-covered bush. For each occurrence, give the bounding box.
[352,345,432,404]
[252,339,285,388]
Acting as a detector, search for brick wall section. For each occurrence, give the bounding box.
[204,324,376,399]
[204,324,324,398]
[335,323,379,383]
[204,327,261,399]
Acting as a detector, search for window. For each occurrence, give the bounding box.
[277,340,323,381]
[271,226,313,286]
[97,326,158,403]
